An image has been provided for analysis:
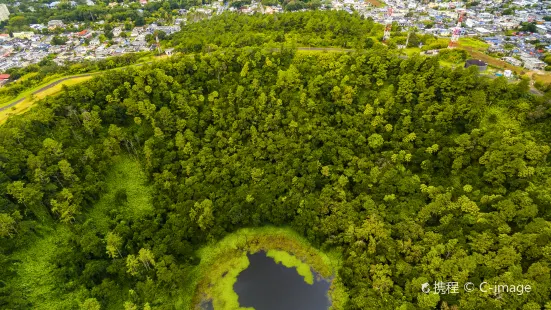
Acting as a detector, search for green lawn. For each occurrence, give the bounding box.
[0,76,94,124]
[403,47,421,57]
[0,73,93,109]
[458,37,490,50]
[439,60,466,69]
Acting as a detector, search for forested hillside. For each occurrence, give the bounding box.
[168,11,447,53]
[169,11,384,51]
[1,43,551,309]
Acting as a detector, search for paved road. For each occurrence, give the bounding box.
[0,74,94,112]
[0,58,157,114]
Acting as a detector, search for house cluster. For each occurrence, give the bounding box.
[356,0,551,71]
[183,0,283,16]
[0,20,182,72]
[4,0,551,73]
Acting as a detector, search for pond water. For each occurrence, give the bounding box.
[233,252,331,310]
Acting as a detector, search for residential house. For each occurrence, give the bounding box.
[521,56,546,70]
[48,20,65,29]
[131,27,144,37]
[12,32,34,39]
[113,27,123,37]
[0,74,10,86]
[536,24,548,35]
[501,56,523,67]
[0,4,10,22]
[90,38,100,46]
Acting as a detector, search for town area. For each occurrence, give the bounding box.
[1,0,551,75]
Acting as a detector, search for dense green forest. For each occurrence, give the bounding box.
[168,11,383,51]
[167,11,445,52]
[2,24,551,310]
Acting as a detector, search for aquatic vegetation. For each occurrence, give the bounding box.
[266,249,314,285]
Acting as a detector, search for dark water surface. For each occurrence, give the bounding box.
[233,252,331,310]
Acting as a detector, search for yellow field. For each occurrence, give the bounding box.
[0,76,93,124]
[532,73,551,84]
[0,73,71,108]
[458,38,490,51]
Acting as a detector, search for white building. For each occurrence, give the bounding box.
[0,4,9,22]
[112,27,122,37]
[523,57,546,70]
[12,32,34,39]
[501,57,522,67]
[48,20,65,29]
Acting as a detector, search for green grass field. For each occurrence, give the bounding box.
[439,60,466,69]
[0,73,93,108]
[458,37,490,50]
[0,76,94,124]
[403,47,421,57]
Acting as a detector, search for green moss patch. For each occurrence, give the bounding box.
[266,249,314,284]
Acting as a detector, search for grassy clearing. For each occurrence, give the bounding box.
[7,157,147,309]
[458,37,490,50]
[439,60,466,69]
[86,156,153,233]
[184,226,347,310]
[0,76,94,124]
[532,72,551,84]
[403,47,421,57]
[0,73,69,108]
[8,224,87,309]
[16,72,40,82]
[296,47,353,54]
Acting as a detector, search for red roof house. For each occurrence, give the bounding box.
[0,74,10,80]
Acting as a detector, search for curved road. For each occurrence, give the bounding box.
[0,57,161,114]
[0,74,94,112]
